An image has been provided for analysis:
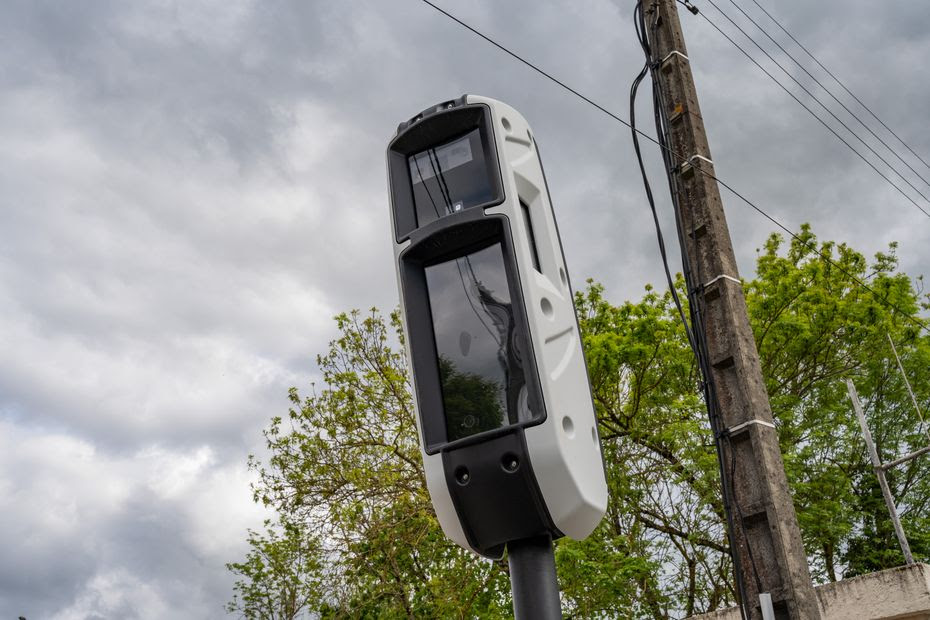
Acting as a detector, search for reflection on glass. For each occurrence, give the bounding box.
[408,128,495,228]
[425,242,536,442]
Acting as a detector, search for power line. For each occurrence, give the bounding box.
[415,1,640,141]
[414,0,930,336]
[724,0,930,193]
[700,0,930,219]
[746,0,930,173]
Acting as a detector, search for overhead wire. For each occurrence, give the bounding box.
[746,0,930,173]
[698,0,930,220]
[414,0,930,339]
[413,153,443,218]
[722,0,930,193]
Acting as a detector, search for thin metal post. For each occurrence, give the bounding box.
[887,333,930,446]
[507,534,561,620]
[882,445,930,470]
[846,379,915,565]
[759,593,775,620]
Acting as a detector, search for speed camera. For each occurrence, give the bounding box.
[387,95,607,559]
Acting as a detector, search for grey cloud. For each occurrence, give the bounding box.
[1,0,928,616]
[0,422,265,618]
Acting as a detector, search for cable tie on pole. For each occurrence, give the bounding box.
[703,274,741,288]
[726,419,776,436]
[678,154,713,179]
[660,50,690,66]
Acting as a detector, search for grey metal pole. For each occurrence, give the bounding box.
[887,333,930,446]
[507,535,561,620]
[883,445,930,470]
[846,379,915,565]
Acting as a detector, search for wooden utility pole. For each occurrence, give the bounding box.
[644,2,821,618]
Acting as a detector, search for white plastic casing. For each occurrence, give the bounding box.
[391,95,608,555]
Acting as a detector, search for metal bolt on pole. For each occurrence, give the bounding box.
[507,535,561,620]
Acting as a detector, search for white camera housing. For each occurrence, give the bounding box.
[387,95,607,558]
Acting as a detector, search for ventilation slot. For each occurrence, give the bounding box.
[520,199,542,273]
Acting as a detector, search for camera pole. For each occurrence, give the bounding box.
[507,534,561,620]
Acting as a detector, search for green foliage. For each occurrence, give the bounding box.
[229,226,930,618]
[226,519,322,619]
[574,278,733,616]
[746,225,930,580]
[237,310,513,618]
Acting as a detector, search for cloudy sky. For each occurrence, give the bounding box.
[2,0,928,617]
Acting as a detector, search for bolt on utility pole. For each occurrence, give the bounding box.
[643,1,821,618]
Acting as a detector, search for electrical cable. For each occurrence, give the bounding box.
[426,149,452,214]
[705,0,930,204]
[455,258,502,346]
[414,0,930,337]
[413,153,444,219]
[430,146,498,344]
[746,0,930,173]
[428,149,456,213]
[726,433,766,594]
[428,151,507,347]
[723,0,930,192]
[630,9,697,355]
[699,1,930,219]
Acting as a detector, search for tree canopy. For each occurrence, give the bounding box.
[227,226,930,619]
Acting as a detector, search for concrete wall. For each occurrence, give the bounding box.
[690,563,930,620]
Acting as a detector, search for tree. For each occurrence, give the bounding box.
[573,226,930,614]
[226,518,322,619]
[233,308,658,617]
[242,310,515,617]
[746,226,930,580]
[575,277,735,616]
[230,226,930,618]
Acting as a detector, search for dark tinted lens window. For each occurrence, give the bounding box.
[409,128,495,228]
[425,242,536,442]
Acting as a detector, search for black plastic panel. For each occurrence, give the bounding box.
[387,103,504,242]
[442,430,559,557]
